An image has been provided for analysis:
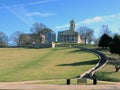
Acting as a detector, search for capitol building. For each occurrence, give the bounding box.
[18,19,84,46]
[58,19,83,43]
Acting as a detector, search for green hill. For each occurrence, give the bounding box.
[0,47,98,82]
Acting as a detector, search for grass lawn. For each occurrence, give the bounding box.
[96,64,120,82]
[94,49,120,82]
[0,47,98,82]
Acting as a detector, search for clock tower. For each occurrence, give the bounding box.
[70,19,76,32]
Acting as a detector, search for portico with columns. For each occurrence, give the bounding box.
[58,19,83,43]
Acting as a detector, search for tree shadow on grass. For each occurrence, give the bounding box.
[95,71,119,82]
[68,49,86,54]
[57,59,98,66]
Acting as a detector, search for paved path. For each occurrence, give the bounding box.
[0,81,120,90]
[78,47,108,78]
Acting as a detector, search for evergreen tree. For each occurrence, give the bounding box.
[109,34,120,54]
[98,34,112,49]
[109,34,120,72]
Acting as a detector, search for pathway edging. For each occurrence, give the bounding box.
[77,47,108,79]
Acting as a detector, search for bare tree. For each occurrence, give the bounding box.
[93,37,100,46]
[100,25,112,36]
[11,31,23,46]
[31,22,47,34]
[30,22,47,44]
[0,32,8,46]
[78,26,87,44]
[87,28,94,44]
[78,26,94,44]
[19,34,32,45]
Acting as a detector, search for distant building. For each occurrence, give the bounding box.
[19,28,56,45]
[58,19,83,43]
[40,28,56,43]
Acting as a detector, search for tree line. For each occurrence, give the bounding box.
[1,23,116,46]
[98,33,120,72]
[0,23,120,48]
[0,23,51,46]
[78,24,120,72]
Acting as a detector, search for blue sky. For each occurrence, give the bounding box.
[0,0,120,38]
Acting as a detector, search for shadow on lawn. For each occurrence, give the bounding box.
[68,49,86,53]
[57,59,98,66]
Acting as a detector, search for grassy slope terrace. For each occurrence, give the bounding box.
[78,44,120,82]
[0,48,98,82]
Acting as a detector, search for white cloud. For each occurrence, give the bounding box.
[54,16,104,30]
[81,16,103,24]
[54,13,120,30]
[54,24,69,30]
[26,12,56,17]
[0,0,58,9]
[5,6,35,27]
[11,4,25,8]
[2,0,58,26]
[28,0,57,5]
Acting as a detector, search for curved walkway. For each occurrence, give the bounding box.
[78,47,108,79]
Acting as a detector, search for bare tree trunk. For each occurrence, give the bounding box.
[114,65,120,72]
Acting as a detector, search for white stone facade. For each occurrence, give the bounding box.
[58,19,83,43]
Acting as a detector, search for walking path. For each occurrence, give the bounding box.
[78,47,108,79]
[0,80,120,90]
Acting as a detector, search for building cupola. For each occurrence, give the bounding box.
[70,19,76,32]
